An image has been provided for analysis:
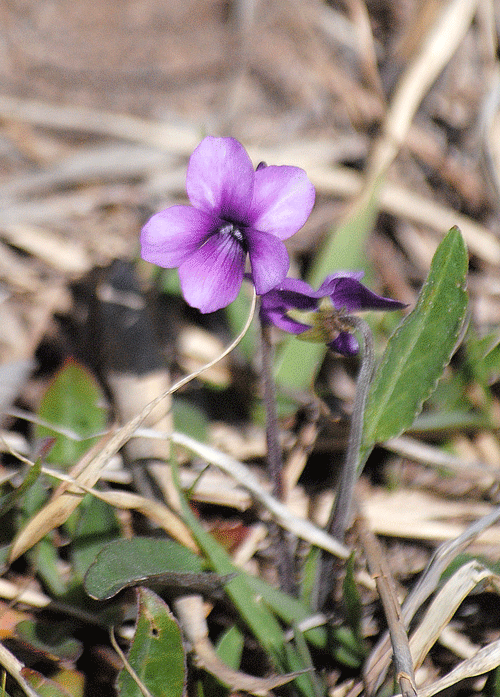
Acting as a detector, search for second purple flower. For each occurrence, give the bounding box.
[141,136,315,313]
[260,273,406,355]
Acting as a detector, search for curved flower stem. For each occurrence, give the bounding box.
[328,316,374,540]
[260,319,296,595]
[313,316,375,610]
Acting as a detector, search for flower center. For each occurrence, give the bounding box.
[218,222,248,252]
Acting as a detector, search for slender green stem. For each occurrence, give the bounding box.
[313,317,375,610]
[328,316,374,540]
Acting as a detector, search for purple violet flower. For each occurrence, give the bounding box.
[141,136,315,313]
[260,273,406,355]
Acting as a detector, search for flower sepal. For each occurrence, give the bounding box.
[295,308,354,345]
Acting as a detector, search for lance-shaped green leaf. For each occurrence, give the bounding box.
[363,227,468,455]
[117,588,186,697]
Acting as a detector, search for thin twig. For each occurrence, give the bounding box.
[110,627,154,697]
[355,513,417,697]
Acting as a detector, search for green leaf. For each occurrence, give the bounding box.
[215,625,244,669]
[363,227,468,453]
[35,359,107,468]
[288,626,324,697]
[275,338,325,393]
[342,555,366,654]
[245,575,327,649]
[116,588,186,697]
[283,641,316,697]
[84,537,203,600]
[331,626,365,668]
[343,554,362,638]
[224,285,257,363]
[71,496,121,582]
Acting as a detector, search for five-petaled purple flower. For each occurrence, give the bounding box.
[260,273,406,355]
[141,136,315,313]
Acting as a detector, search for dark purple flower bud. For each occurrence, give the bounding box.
[259,273,406,355]
[141,137,315,313]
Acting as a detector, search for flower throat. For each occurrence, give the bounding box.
[218,221,248,252]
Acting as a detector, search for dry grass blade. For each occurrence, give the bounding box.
[0,95,199,153]
[409,560,500,670]
[364,503,500,691]
[384,436,498,480]
[8,292,256,564]
[301,162,500,264]
[170,431,349,558]
[8,430,118,563]
[394,639,500,697]
[0,579,50,609]
[69,484,198,553]
[0,640,41,697]
[174,594,305,696]
[367,0,480,186]
[356,514,417,697]
[403,504,500,623]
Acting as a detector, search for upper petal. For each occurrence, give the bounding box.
[248,165,315,240]
[323,276,406,312]
[186,137,255,221]
[246,228,290,295]
[141,206,215,267]
[273,277,317,297]
[316,272,365,297]
[178,232,246,313]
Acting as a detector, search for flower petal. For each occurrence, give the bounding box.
[316,272,364,297]
[320,274,406,312]
[141,206,215,267]
[186,137,255,221]
[259,281,316,332]
[248,165,315,239]
[261,306,312,334]
[329,332,359,356]
[178,233,246,313]
[261,277,318,312]
[246,229,290,295]
[274,277,317,297]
